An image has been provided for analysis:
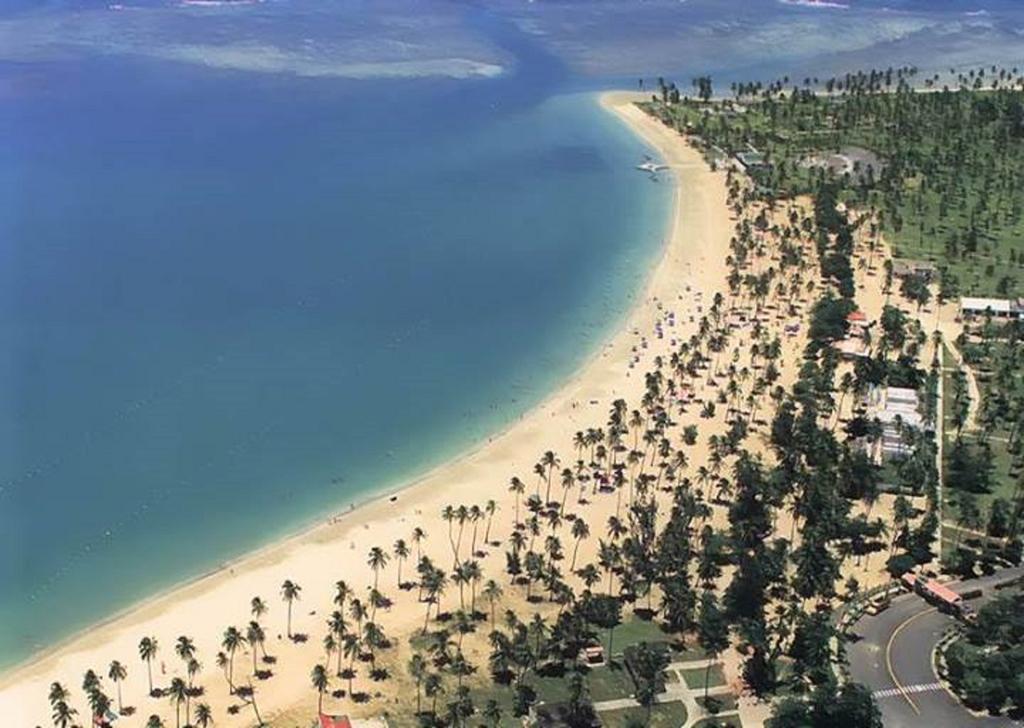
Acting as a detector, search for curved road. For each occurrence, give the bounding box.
[846,567,1024,728]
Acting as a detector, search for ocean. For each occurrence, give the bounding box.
[0,5,672,667]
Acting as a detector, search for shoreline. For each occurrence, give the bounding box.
[0,89,733,725]
[0,91,669,684]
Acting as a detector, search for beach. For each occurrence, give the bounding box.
[0,91,735,725]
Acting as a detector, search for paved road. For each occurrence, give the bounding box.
[846,568,1024,728]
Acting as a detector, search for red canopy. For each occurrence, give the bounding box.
[320,715,352,728]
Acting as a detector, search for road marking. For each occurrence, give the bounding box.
[874,682,944,699]
[885,607,937,715]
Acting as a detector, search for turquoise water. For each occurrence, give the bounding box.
[0,24,670,665]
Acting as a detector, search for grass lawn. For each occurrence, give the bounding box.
[681,664,727,692]
[692,716,743,728]
[601,616,670,658]
[944,432,1017,524]
[599,701,688,727]
[586,663,636,702]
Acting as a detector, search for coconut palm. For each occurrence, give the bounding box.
[246,621,266,675]
[408,653,427,715]
[145,716,164,728]
[367,546,389,589]
[393,538,410,587]
[280,579,301,639]
[138,636,159,695]
[215,651,230,692]
[412,527,427,562]
[48,682,70,709]
[51,700,77,728]
[570,518,590,570]
[310,664,329,714]
[481,579,503,630]
[167,677,188,728]
[333,580,351,613]
[327,610,347,675]
[107,661,127,713]
[250,596,268,622]
[483,499,498,544]
[508,477,526,527]
[221,626,246,693]
[194,703,213,728]
[341,634,360,695]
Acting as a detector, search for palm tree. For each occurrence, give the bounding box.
[484,499,498,544]
[570,518,590,570]
[481,579,503,630]
[508,477,526,527]
[215,651,230,692]
[412,527,427,562]
[393,538,410,587]
[51,700,77,728]
[424,672,444,716]
[341,634,360,695]
[145,716,164,728]
[333,580,351,613]
[193,703,213,728]
[250,596,268,622]
[174,635,196,668]
[280,579,301,639]
[48,682,70,710]
[221,626,246,693]
[186,659,200,717]
[246,621,266,675]
[167,677,188,728]
[311,664,329,714]
[408,653,427,715]
[367,546,389,589]
[107,660,127,713]
[138,636,158,695]
[327,610,347,675]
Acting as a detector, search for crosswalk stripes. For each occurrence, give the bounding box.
[873,682,944,699]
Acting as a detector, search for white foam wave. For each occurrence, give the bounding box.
[154,42,504,79]
[779,0,850,9]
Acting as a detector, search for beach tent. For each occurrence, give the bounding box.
[320,714,353,728]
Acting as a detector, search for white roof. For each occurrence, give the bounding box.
[886,387,919,402]
[961,297,1012,313]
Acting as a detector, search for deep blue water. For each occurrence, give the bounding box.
[0,10,670,666]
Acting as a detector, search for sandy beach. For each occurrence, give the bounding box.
[0,91,736,725]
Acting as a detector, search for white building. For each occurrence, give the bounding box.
[864,386,922,461]
[960,297,1022,319]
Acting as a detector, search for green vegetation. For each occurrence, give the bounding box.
[598,701,688,727]
[681,664,727,692]
[943,588,1024,716]
[653,67,1024,297]
[941,334,1023,577]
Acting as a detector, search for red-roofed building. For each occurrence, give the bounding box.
[320,715,353,728]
